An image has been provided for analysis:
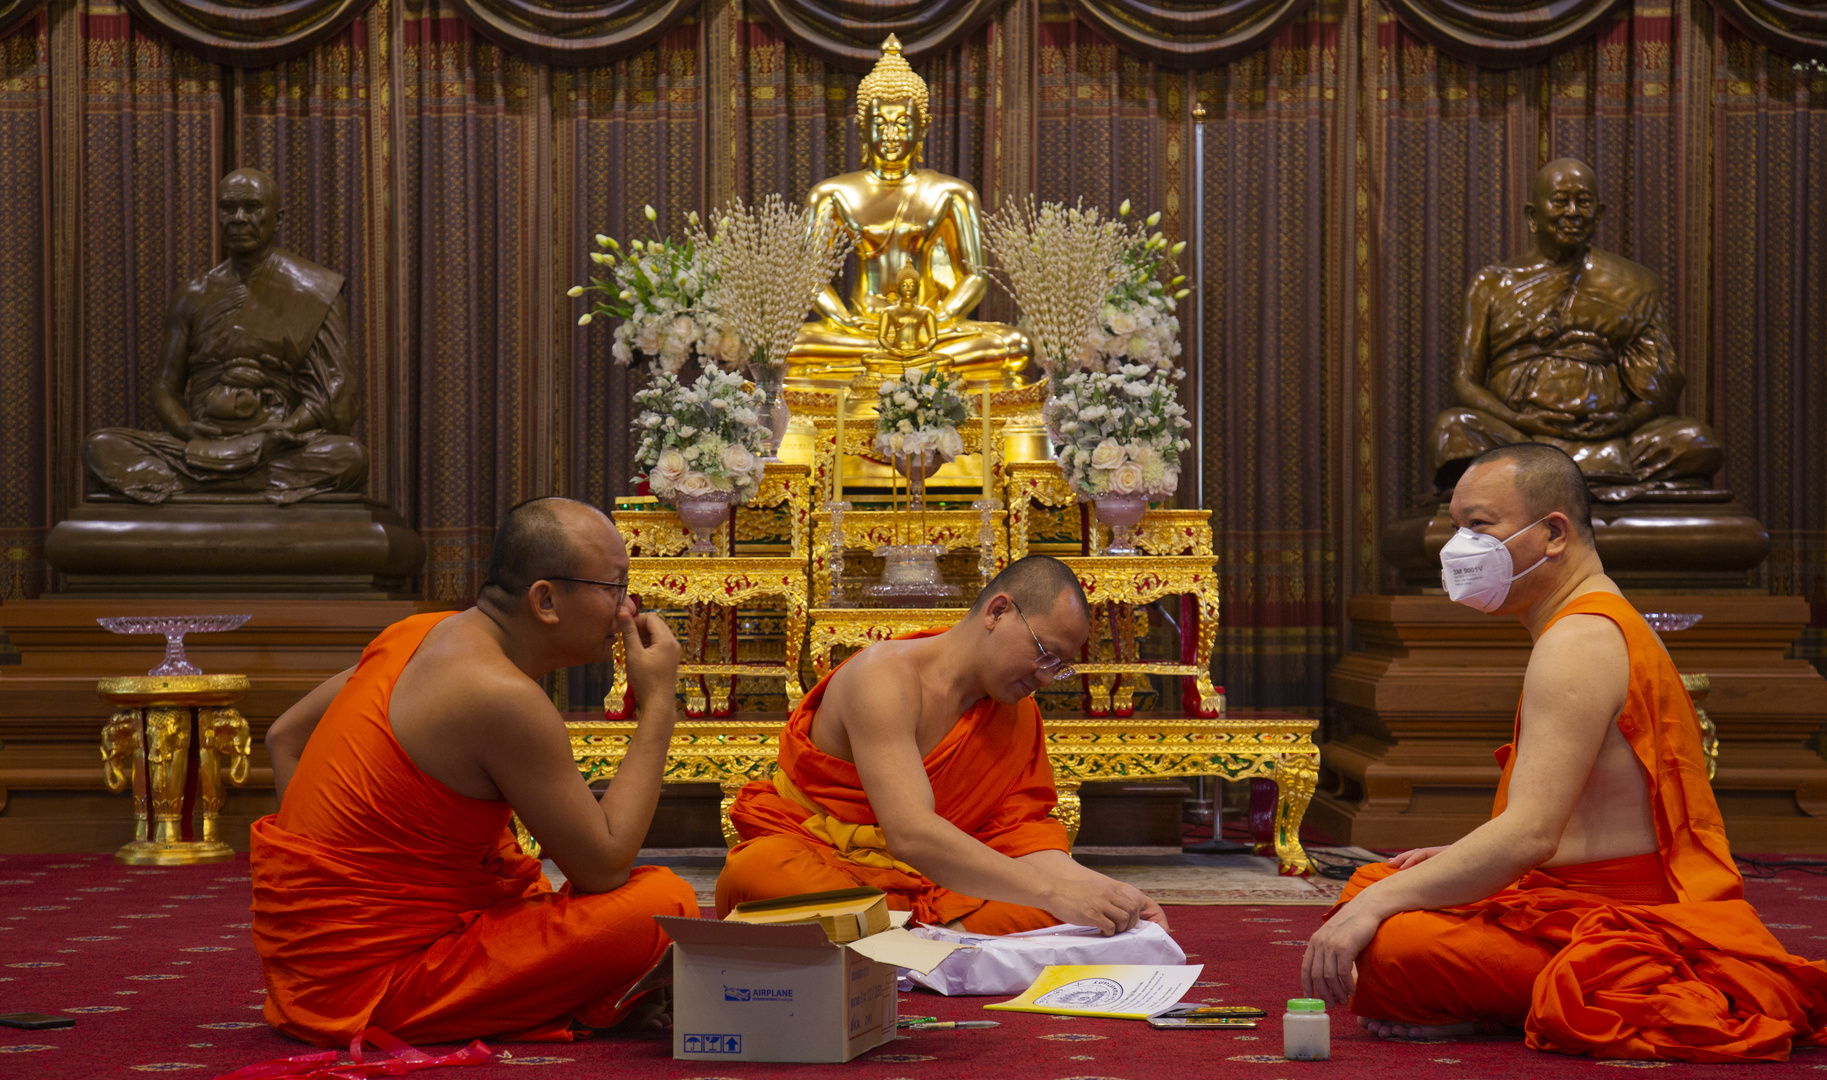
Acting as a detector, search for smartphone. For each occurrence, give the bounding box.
[0,1013,75,1030]
[1148,1017,1258,1030]
[1161,1004,1267,1019]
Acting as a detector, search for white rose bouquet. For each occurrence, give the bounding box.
[1047,365,1191,499]
[872,366,972,463]
[632,367,772,504]
[568,205,744,374]
[1083,201,1191,376]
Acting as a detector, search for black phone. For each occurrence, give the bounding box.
[0,1013,75,1030]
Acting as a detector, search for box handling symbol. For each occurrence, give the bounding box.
[683,1034,743,1054]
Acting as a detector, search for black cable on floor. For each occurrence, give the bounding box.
[1734,854,1827,879]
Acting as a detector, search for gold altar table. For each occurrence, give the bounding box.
[566,709,1319,876]
[606,557,809,718]
[1061,556,1223,717]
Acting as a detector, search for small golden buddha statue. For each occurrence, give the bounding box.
[787,35,1033,391]
[862,266,941,380]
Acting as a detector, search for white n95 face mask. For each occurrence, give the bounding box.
[1439,517,1550,613]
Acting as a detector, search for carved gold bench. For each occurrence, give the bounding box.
[566,711,1320,876]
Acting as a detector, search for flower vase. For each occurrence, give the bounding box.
[1093,494,1148,556]
[675,493,733,556]
[753,365,790,459]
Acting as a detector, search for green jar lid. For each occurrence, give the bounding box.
[1286,998,1327,1012]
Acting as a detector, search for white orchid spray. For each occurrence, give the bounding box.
[873,366,973,463]
[567,205,742,374]
[980,196,1128,377]
[1046,365,1192,499]
[632,367,773,504]
[691,194,853,376]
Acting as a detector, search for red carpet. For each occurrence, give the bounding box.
[3,851,1825,1078]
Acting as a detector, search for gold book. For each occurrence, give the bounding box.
[724,887,891,944]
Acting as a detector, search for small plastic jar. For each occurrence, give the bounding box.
[1282,997,1330,1061]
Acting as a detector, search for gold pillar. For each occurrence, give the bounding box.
[97,675,251,865]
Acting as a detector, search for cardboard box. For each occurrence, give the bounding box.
[723,886,891,943]
[654,915,962,1063]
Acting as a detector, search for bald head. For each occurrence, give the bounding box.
[219,167,283,259]
[1463,443,1593,543]
[480,497,616,601]
[1531,158,1597,206]
[1526,157,1603,257]
[969,555,1090,620]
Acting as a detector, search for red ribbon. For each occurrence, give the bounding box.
[214,1028,492,1079]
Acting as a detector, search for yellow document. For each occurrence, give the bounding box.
[984,964,1204,1020]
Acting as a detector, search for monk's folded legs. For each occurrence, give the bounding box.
[369,865,698,1043]
[1340,865,1551,1032]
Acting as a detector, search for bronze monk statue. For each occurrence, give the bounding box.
[786,35,1032,390]
[82,167,368,505]
[1429,158,1722,501]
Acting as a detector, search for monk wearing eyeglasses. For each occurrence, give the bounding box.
[716,554,1168,935]
[251,497,699,1045]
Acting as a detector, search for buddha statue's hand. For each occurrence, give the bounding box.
[1511,406,1579,438]
[178,419,225,441]
[1564,409,1632,440]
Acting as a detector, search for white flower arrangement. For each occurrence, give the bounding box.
[981,196,1129,377]
[568,206,743,374]
[873,366,972,463]
[690,194,853,375]
[1047,365,1191,499]
[1084,202,1191,375]
[632,367,773,504]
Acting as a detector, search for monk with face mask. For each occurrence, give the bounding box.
[1302,443,1827,1062]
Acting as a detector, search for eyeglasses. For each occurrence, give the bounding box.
[544,575,631,606]
[1008,599,1077,681]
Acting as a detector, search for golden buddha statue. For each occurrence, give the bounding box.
[786,35,1033,392]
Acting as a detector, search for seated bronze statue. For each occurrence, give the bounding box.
[786,35,1032,390]
[83,167,368,505]
[1429,158,1722,502]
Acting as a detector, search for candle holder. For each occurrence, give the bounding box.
[823,499,851,606]
[973,497,1000,588]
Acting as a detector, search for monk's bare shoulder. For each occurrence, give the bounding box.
[817,641,925,756]
[1524,610,1629,718]
[391,616,571,781]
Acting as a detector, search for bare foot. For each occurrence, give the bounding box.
[610,987,672,1033]
[1356,1015,1480,1040]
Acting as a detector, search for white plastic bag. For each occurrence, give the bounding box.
[897,921,1186,996]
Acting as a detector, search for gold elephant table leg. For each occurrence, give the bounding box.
[144,706,191,848]
[196,706,250,847]
[1269,753,1319,876]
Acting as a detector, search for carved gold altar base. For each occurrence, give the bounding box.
[568,710,1319,875]
[607,558,809,718]
[96,674,252,865]
[781,383,1045,497]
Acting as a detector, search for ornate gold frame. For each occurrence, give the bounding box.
[564,712,1318,875]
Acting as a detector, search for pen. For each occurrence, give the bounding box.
[896,1016,938,1027]
[906,1021,999,1030]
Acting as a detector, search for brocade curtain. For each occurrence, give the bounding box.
[0,12,47,599]
[5,0,1825,704]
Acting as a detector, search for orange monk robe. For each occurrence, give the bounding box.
[250,612,698,1046]
[717,629,1066,934]
[1329,592,1827,1062]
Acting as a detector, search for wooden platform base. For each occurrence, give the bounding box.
[1315,593,1827,852]
[0,596,439,853]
